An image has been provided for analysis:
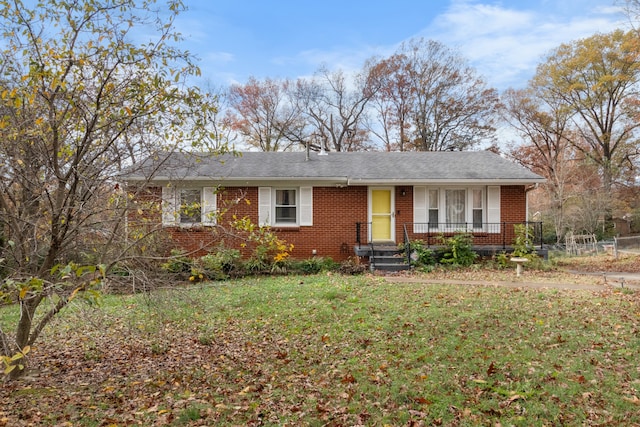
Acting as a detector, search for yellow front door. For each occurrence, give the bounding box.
[371,189,394,242]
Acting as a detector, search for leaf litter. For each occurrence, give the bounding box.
[1,262,640,426]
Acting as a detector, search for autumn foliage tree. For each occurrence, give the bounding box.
[223,38,500,153]
[365,54,413,151]
[502,87,578,242]
[0,0,218,378]
[366,38,502,151]
[226,77,302,152]
[532,29,640,232]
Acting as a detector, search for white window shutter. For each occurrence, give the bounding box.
[201,187,217,225]
[413,186,427,233]
[258,187,271,226]
[487,186,501,233]
[299,187,313,226]
[161,186,177,226]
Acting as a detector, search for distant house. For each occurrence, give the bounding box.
[122,150,545,263]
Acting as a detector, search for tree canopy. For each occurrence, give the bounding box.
[223,38,502,152]
[507,29,640,236]
[532,29,640,194]
[0,0,220,378]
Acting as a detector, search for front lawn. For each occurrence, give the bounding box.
[1,273,639,426]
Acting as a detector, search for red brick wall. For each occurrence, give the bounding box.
[215,186,368,261]
[498,185,527,245]
[395,186,414,241]
[130,184,528,261]
[500,186,526,222]
[274,186,368,260]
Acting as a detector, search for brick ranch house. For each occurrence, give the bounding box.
[122,150,545,265]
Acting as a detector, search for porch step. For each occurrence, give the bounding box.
[368,245,410,272]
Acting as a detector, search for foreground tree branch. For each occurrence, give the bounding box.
[0,0,224,379]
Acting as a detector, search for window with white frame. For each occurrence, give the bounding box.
[161,186,217,226]
[472,188,483,229]
[179,189,202,224]
[275,189,297,224]
[414,186,500,233]
[259,186,313,227]
[428,189,439,228]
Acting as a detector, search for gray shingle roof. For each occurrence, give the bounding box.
[123,151,544,185]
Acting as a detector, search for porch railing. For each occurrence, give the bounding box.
[355,221,372,249]
[402,223,411,266]
[356,221,544,250]
[408,221,543,250]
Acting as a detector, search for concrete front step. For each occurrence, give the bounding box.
[373,262,411,272]
[369,247,410,272]
[373,255,406,264]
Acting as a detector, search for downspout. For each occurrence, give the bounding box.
[525,183,541,248]
[524,183,539,220]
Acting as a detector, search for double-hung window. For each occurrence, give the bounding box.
[179,189,202,224]
[428,189,439,228]
[161,186,217,226]
[259,186,313,227]
[275,189,297,224]
[472,189,484,229]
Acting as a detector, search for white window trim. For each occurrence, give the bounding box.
[274,187,298,226]
[258,186,313,227]
[161,186,217,227]
[413,185,501,233]
[201,187,218,226]
[162,186,178,226]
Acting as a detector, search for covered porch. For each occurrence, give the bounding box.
[354,221,546,269]
[356,221,544,248]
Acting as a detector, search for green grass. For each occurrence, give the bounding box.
[2,274,640,426]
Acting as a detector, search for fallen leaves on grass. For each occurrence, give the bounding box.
[556,252,640,273]
[1,275,639,426]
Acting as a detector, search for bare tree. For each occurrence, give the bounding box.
[622,0,640,31]
[191,84,238,152]
[226,77,303,152]
[502,87,579,242]
[294,66,375,152]
[0,0,219,378]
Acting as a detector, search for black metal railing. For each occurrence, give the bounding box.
[403,223,411,266]
[406,221,543,250]
[356,221,543,250]
[355,221,371,249]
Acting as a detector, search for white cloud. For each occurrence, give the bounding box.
[184,0,627,92]
[205,51,235,64]
[438,2,535,37]
[421,1,626,90]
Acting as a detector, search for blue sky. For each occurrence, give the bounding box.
[176,0,626,92]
